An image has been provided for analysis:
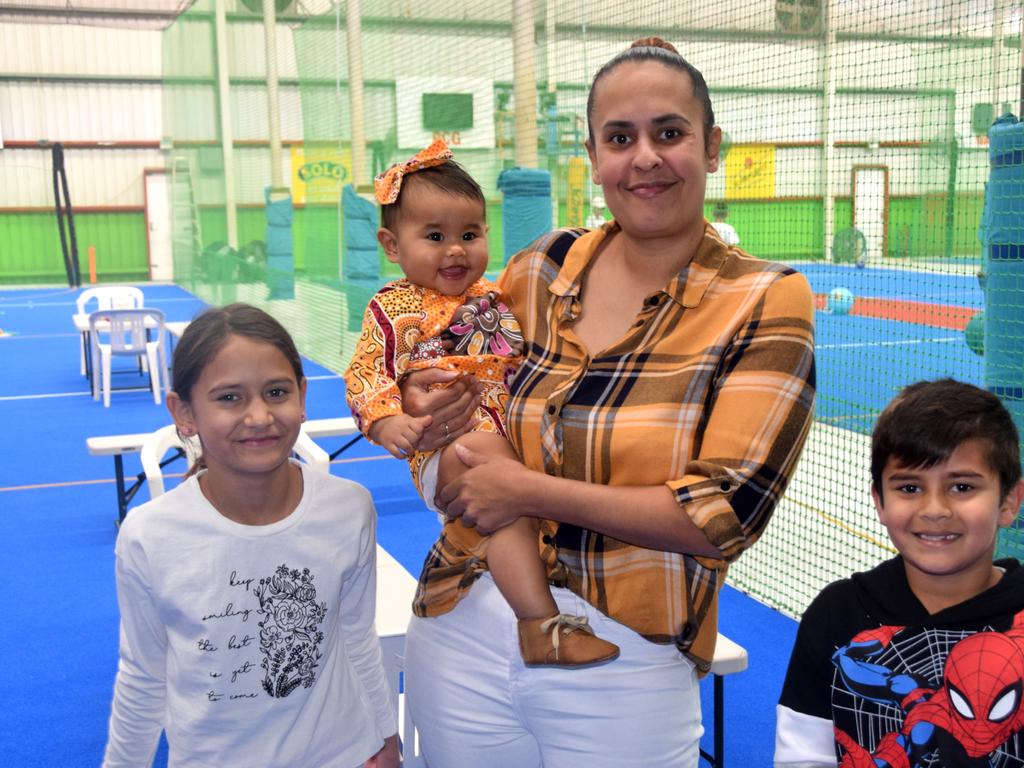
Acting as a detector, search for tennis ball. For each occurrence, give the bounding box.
[827,287,854,316]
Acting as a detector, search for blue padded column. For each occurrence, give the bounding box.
[497,168,552,263]
[984,114,1024,557]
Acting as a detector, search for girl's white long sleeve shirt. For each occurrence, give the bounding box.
[103,462,396,767]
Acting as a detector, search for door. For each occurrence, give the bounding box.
[852,165,888,265]
[144,169,173,281]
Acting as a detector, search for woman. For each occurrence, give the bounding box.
[400,38,816,767]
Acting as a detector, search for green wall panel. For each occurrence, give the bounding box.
[0,211,149,284]
[3,192,984,287]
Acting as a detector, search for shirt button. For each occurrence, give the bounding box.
[648,296,660,306]
[547,404,557,415]
[720,481,731,491]
[634,320,644,327]
[542,535,552,544]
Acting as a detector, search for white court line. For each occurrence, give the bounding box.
[0,333,81,340]
[0,296,200,310]
[818,336,961,350]
[0,390,110,401]
[818,412,875,423]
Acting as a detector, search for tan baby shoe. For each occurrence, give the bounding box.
[517,613,620,668]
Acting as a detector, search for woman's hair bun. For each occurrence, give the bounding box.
[630,37,679,55]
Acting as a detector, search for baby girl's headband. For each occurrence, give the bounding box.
[374,139,453,205]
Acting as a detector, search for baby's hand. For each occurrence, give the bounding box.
[369,414,431,459]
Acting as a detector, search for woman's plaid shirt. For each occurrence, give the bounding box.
[415,222,816,672]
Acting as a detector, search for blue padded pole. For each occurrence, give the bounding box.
[265,186,295,300]
[497,168,552,263]
[984,114,1024,558]
[342,184,382,332]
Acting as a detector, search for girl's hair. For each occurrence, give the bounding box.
[586,37,716,152]
[172,303,304,403]
[380,161,485,230]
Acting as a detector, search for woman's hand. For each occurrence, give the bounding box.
[436,444,533,534]
[363,734,400,768]
[400,369,481,452]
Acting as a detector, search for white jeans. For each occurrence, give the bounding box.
[404,572,702,768]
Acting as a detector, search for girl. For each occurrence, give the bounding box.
[400,38,816,767]
[103,303,399,768]
[345,143,618,668]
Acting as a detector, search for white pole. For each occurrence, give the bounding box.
[822,0,836,262]
[545,0,557,222]
[512,0,538,168]
[545,0,556,96]
[992,0,1006,122]
[214,0,238,248]
[336,2,344,276]
[1019,3,1023,117]
[263,0,284,190]
[346,0,368,188]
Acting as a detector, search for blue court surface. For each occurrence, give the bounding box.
[796,262,984,433]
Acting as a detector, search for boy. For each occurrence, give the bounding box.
[344,140,618,668]
[775,378,1024,767]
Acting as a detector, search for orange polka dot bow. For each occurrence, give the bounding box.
[374,140,453,205]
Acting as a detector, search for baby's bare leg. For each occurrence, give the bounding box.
[437,432,557,620]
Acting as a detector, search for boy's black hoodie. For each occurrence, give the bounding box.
[778,556,1024,765]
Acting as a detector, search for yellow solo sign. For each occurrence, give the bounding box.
[724,144,775,199]
[566,157,588,227]
[291,145,353,205]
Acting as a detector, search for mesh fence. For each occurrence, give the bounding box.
[163,0,1024,618]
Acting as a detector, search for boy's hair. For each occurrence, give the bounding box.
[172,302,304,403]
[871,378,1022,500]
[379,161,485,230]
[586,37,716,153]
[713,202,729,220]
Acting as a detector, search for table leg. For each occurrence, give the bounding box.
[698,674,725,768]
[714,673,724,767]
[82,331,92,380]
[114,454,128,525]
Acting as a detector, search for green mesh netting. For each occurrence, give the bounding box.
[163,0,1024,618]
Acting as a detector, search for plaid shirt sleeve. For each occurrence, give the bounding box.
[669,267,816,564]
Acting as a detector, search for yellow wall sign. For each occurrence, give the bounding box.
[724,144,775,199]
[566,157,588,227]
[290,145,352,205]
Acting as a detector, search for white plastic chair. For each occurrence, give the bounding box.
[294,430,331,472]
[76,286,145,376]
[89,308,167,407]
[140,425,198,498]
[140,424,330,499]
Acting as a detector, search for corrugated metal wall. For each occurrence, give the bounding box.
[0,20,163,282]
[0,148,165,208]
[0,22,162,78]
[0,5,317,283]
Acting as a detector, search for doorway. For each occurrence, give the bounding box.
[852,165,889,265]
[144,169,173,281]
